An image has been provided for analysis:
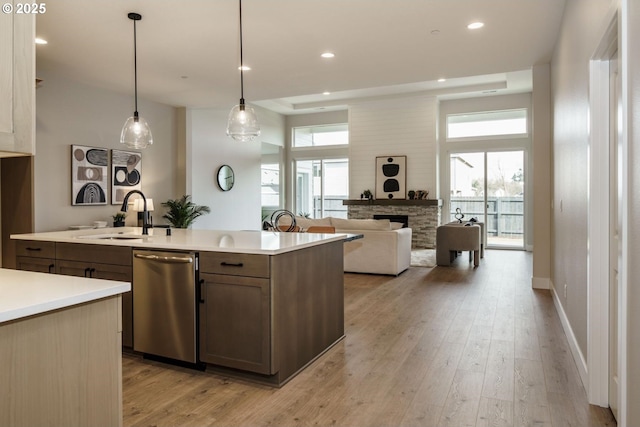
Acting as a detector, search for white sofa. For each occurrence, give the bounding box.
[289,216,412,276]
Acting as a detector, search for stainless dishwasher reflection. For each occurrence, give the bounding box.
[133,249,197,363]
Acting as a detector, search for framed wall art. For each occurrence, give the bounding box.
[71,145,108,205]
[375,155,406,200]
[111,149,142,204]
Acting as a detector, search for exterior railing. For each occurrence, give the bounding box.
[450,196,523,238]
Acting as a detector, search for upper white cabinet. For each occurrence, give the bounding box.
[0,8,35,156]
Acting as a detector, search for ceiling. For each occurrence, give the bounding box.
[35,0,566,115]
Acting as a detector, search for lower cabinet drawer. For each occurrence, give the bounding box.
[16,240,56,259]
[199,252,270,278]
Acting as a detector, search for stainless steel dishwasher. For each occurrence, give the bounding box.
[133,249,198,364]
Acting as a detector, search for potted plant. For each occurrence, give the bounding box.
[162,195,211,229]
[112,212,126,227]
[363,189,373,200]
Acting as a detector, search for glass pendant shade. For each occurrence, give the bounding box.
[227,102,260,142]
[121,12,152,150]
[121,113,153,149]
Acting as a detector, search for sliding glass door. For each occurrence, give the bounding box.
[449,150,525,249]
[295,158,348,219]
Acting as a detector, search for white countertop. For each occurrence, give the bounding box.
[11,227,352,255]
[0,268,131,324]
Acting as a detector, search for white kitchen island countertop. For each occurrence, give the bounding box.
[0,268,130,323]
[12,227,355,255]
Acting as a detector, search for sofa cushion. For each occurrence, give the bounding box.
[331,217,391,231]
[277,215,332,230]
[390,222,404,230]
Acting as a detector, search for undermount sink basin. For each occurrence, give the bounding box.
[75,233,144,240]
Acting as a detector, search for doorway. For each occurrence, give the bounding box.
[608,49,620,422]
[295,158,348,219]
[449,150,525,249]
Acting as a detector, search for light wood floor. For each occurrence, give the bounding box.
[122,250,616,427]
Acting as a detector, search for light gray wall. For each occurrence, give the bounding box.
[625,0,640,423]
[34,68,178,231]
[531,64,552,288]
[550,0,615,365]
[187,105,285,230]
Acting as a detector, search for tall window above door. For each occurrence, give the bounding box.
[292,124,348,147]
[446,109,528,140]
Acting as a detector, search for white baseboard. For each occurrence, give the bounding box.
[531,276,551,289]
[550,287,589,392]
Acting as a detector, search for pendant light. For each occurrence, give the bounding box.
[121,12,153,149]
[226,0,260,142]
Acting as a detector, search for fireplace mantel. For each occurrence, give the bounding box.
[343,199,442,207]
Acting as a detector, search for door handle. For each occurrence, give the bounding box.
[25,247,41,251]
[198,279,205,303]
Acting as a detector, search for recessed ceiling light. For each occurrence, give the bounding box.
[321,52,335,58]
[438,78,446,83]
[35,37,48,45]
[323,91,331,95]
[467,22,484,30]
[430,30,440,36]
[238,65,251,71]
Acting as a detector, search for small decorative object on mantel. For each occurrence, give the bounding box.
[415,190,429,200]
[407,190,416,200]
[112,212,126,227]
[375,156,406,200]
[363,189,373,200]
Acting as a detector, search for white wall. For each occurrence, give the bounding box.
[349,96,437,199]
[550,0,615,367]
[187,105,284,230]
[34,68,178,231]
[624,1,640,423]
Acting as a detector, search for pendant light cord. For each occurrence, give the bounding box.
[239,0,245,104]
[133,17,139,115]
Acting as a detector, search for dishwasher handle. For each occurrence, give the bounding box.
[134,253,194,264]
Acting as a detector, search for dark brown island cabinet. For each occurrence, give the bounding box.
[13,230,346,386]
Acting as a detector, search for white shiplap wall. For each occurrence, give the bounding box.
[348,95,438,199]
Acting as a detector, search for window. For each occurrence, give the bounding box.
[447,109,527,139]
[295,159,349,219]
[261,163,280,207]
[292,124,348,148]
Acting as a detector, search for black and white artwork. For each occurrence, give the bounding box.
[71,145,108,205]
[375,155,406,199]
[111,149,142,204]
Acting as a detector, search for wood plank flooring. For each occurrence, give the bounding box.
[122,250,616,427]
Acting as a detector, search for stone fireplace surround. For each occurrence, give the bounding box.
[343,199,442,248]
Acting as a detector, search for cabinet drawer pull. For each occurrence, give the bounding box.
[48,264,55,274]
[220,262,244,267]
[26,247,42,251]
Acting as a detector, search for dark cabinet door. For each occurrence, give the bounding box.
[55,259,134,348]
[199,272,272,375]
[16,256,55,273]
[91,264,133,348]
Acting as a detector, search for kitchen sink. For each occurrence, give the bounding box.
[75,233,144,240]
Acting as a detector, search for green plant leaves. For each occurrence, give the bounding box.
[161,195,211,228]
